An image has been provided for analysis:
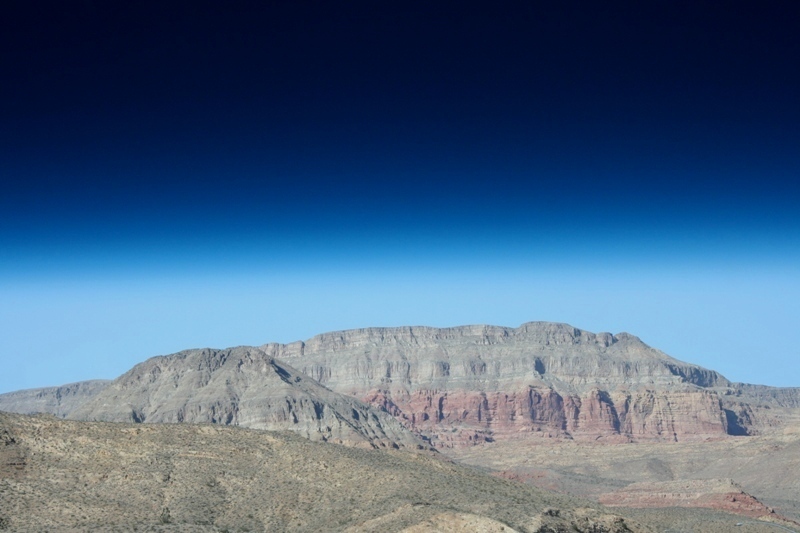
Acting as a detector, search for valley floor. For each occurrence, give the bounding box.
[448,430,800,525]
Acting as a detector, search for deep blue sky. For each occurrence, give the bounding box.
[1,1,798,393]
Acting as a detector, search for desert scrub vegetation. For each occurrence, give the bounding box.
[2,411,764,532]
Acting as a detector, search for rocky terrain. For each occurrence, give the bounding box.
[452,427,800,523]
[4,323,798,447]
[0,411,643,532]
[2,321,800,529]
[598,479,782,518]
[3,411,794,532]
[68,346,426,450]
[0,379,109,417]
[267,322,799,446]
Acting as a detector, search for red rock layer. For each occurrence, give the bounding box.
[361,387,729,447]
[598,480,791,521]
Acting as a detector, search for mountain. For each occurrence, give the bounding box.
[0,379,110,417]
[267,322,799,446]
[68,346,426,450]
[3,321,800,526]
[2,322,798,447]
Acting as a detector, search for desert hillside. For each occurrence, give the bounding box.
[1,411,638,532]
[4,411,795,532]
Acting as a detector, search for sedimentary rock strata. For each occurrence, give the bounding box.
[0,379,109,418]
[68,346,425,450]
[598,479,800,528]
[2,322,798,447]
[2,322,800,529]
[271,322,796,445]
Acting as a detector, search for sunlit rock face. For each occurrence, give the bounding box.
[67,346,427,450]
[0,380,110,418]
[271,322,781,446]
[3,321,798,448]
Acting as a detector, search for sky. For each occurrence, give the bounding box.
[1,1,798,393]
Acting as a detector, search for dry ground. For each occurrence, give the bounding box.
[449,429,800,525]
[2,412,795,532]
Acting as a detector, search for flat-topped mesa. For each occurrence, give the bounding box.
[3,321,795,448]
[270,322,735,445]
[67,346,427,450]
[271,322,729,394]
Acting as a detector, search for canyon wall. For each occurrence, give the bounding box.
[270,323,785,446]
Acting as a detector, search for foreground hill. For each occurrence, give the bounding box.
[0,411,639,532]
[2,411,790,533]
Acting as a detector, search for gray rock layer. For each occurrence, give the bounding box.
[69,346,425,450]
[266,322,795,444]
[0,380,110,417]
[2,322,798,446]
[269,322,729,392]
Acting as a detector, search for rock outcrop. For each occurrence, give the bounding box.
[3,322,798,448]
[0,380,110,418]
[68,346,426,450]
[598,479,799,525]
[269,323,759,446]
[451,426,800,523]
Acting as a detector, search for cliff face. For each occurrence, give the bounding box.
[267,323,728,391]
[270,323,730,393]
[0,380,110,418]
[268,323,753,446]
[357,387,729,446]
[2,322,797,448]
[68,346,426,450]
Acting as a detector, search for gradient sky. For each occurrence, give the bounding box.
[1,1,798,393]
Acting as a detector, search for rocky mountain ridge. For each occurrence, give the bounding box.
[2,322,798,447]
[68,346,426,450]
[0,379,110,417]
[3,321,799,529]
[267,322,798,445]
